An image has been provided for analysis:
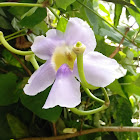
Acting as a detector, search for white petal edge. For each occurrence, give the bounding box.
[43,64,81,109]
[74,52,126,87]
[114,65,127,79]
[46,29,64,40]
[64,17,96,54]
[24,60,56,96]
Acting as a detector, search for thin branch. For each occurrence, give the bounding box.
[19,126,140,140]
[52,123,57,136]
[0,2,43,7]
[11,53,32,76]
[5,28,27,39]
[109,27,129,58]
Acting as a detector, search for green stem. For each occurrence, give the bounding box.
[0,31,33,56]
[76,0,138,47]
[101,88,110,105]
[0,2,43,7]
[6,34,26,42]
[0,34,27,46]
[77,53,98,90]
[25,54,39,70]
[70,104,107,115]
[82,86,104,104]
[70,87,110,115]
[48,7,60,20]
[120,83,132,85]
[5,28,27,39]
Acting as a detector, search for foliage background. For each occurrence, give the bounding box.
[1,0,140,139]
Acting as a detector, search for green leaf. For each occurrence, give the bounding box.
[56,0,76,10]
[99,3,110,16]
[20,87,62,122]
[113,96,134,140]
[95,35,121,61]
[0,16,12,29]
[134,0,140,9]
[20,7,47,28]
[0,107,14,140]
[0,7,6,17]
[107,80,126,98]
[32,21,48,35]
[9,6,31,17]
[56,17,68,32]
[127,7,140,26]
[2,49,22,68]
[0,73,19,106]
[8,0,35,17]
[114,4,123,27]
[123,75,140,96]
[134,74,140,87]
[85,0,102,34]
[121,48,136,75]
[113,97,133,126]
[21,7,38,19]
[99,27,135,49]
[7,114,29,139]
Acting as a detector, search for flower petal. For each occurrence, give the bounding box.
[43,64,81,109]
[31,30,65,60]
[24,60,56,95]
[74,52,126,87]
[46,29,64,40]
[64,18,96,54]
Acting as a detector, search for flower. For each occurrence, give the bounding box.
[24,18,126,109]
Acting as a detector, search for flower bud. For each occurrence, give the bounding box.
[73,41,86,54]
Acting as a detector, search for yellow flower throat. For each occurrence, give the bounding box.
[52,46,76,71]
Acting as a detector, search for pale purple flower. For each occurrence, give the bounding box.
[24,18,126,109]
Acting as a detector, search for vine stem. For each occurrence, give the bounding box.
[25,54,39,70]
[11,53,32,76]
[109,27,129,58]
[70,87,110,115]
[0,34,27,46]
[19,126,140,140]
[76,53,98,90]
[5,28,27,39]
[71,42,109,115]
[76,0,138,48]
[82,86,105,104]
[0,31,33,56]
[0,3,60,20]
[70,104,108,115]
[0,2,43,7]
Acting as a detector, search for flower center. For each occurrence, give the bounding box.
[52,46,76,71]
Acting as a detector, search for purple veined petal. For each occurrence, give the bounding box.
[43,64,81,109]
[64,18,96,54]
[74,52,126,87]
[31,31,65,60]
[24,60,56,96]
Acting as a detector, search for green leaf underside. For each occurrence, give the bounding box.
[20,7,47,28]
[20,87,62,122]
[114,4,123,27]
[0,72,19,106]
[56,0,76,10]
